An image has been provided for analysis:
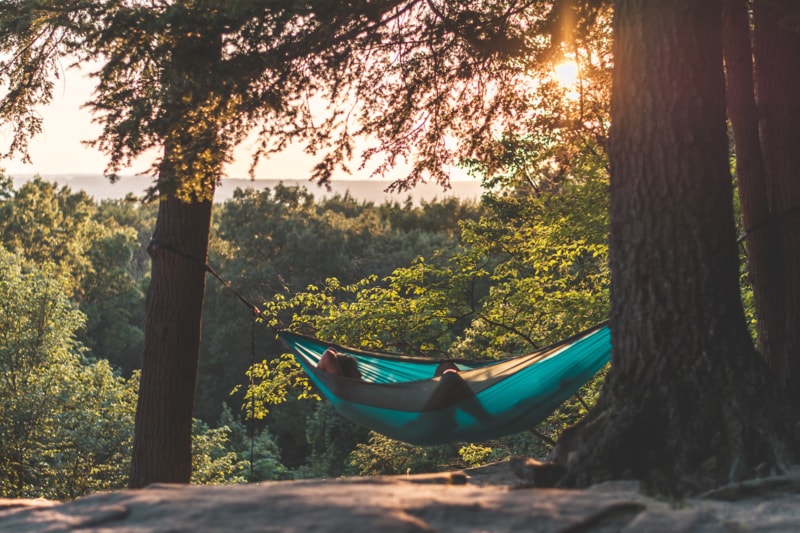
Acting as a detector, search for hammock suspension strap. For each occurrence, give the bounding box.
[149,235,261,480]
[149,236,262,317]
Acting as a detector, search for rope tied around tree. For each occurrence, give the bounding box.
[737,205,800,245]
[149,237,262,317]
[149,236,262,482]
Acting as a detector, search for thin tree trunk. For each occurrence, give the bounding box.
[721,0,785,368]
[548,0,799,497]
[752,0,800,406]
[129,191,213,488]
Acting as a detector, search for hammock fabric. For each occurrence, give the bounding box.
[278,323,610,446]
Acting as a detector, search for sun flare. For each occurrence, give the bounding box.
[553,60,580,89]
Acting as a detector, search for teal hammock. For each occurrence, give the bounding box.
[278,323,610,446]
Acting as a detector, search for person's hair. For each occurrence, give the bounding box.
[338,355,361,379]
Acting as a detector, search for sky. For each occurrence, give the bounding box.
[0,66,339,179]
[1,65,470,184]
[2,67,123,176]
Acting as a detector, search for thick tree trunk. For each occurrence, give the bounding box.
[129,193,213,488]
[721,0,785,367]
[752,1,800,406]
[127,26,224,488]
[549,0,800,497]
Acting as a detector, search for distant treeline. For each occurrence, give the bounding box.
[8,174,484,205]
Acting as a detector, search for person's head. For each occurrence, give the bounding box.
[338,355,362,379]
[322,348,338,359]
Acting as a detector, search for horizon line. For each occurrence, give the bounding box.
[6,171,480,183]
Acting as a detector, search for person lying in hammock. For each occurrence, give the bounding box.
[399,359,493,432]
[317,348,363,380]
[317,350,460,383]
[318,348,490,432]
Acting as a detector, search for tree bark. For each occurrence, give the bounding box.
[127,24,224,488]
[129,192,213,488]
[721,0,785,368]
[550,0,800,497]
[752,0,800,405]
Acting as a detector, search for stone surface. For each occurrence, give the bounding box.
[2,462,800,532]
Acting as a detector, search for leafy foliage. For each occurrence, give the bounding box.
[0,0,783,495]
[0,239,285,495]
[350,433,461,476]
[0,246,138,500]
[0,175,153,374]
[243,167,611,478]
[238,6,615,477]
[240,354,319,421]
[295,402,370,479]
[190,420,248,485]
[2,1,614,198]
[216,404,289,482]
[197,184,480,423]
[458,443,497,468]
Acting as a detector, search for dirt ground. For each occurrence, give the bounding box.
[2,461,800,532]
